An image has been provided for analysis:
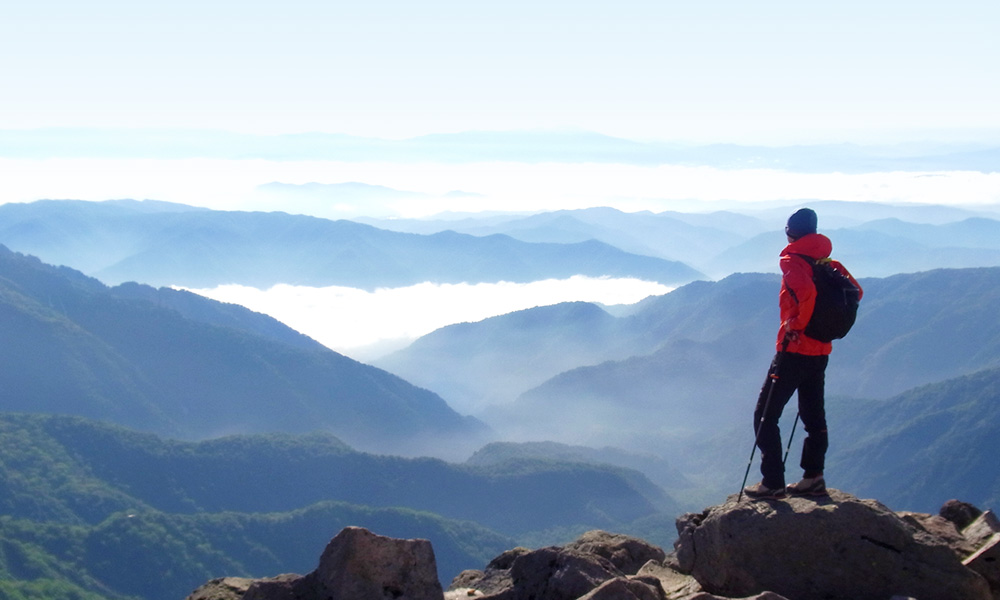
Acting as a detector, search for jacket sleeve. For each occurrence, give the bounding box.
[780,254,817,331]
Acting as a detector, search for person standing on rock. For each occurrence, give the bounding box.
[744,208,862,500]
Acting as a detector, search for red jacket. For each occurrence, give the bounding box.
[777,233,863,356]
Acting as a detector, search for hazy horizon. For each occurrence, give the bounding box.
[3,0,998,365]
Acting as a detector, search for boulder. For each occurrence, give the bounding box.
[635,559,702,599]
[479,545,624,600]
[896,510,977,557]
[964,533,1000,598]
[189,527,441,600]
[451,532,670,600]
[447,547,531,597]
[187,577,263,600]
[445,589,485,599]
[964,510,1000,548]
[564,530,667,575]
[940,499,983,530]
[297,526,442,600]
[189,575,299,600]
[674,489,991,600]
[242,575,299,600]
[577,576,666,600]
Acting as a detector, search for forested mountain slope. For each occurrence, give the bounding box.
[679,364,1000,514]
[0,245,485,456]
[0,413,678,600]
[828,366,1000,512]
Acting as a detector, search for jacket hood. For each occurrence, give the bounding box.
[781,232,832,260]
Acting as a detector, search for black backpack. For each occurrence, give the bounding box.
[788,254,861,342]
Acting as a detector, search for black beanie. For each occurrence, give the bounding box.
[786,208,818,240]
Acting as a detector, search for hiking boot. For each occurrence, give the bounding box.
[743,481,786,500]
[787,475,827,496]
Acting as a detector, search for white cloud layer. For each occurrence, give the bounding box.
[3,158,999,218]
[184,276,672,360]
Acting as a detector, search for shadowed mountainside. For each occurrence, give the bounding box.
[383,268,1000,426]
[0,245,487,457]
[0,413,680,600]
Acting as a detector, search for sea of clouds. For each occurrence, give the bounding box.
[5,155,999,362]
[186,276,672,361]
[4,158,1000,219]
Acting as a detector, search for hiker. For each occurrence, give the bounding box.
[743,208,862,499]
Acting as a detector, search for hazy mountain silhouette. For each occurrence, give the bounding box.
[680,363,1000,514]
[379,272,776,416]
[832,268,1000,398]
[509,268,1000,451]
[0,245,487,457]
[828,366,1000,512]
[708,220,1000,277]
[363,207,755,271]
[466,440,692,491]
[0,200,703,289]
[376,301,632,412]
[381,268,1000,460]
[4,199,998,290]
[361,202,1000,279]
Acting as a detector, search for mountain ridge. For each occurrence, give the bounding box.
[0,245,487,457]
[0,200,703,290]
[0,412,680,600]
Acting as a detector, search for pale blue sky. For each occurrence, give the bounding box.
[3,0,998,143]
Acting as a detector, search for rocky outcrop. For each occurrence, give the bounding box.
[962,510,1000,599]
[445,531,689,600]
[188,495,1000,600]
[940,499,983,530]
[564,530,667,575]
[674,489,992,600]
[187,527,442,600]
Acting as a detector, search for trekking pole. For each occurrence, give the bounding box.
[782,413,800,467]
[738,334,791,502]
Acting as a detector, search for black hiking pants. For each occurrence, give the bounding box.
[753,351,829,489]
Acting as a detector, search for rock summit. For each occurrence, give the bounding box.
[187,490,1000,600]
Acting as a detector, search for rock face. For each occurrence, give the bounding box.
[446,531,685,600]
[940,499,983,530]
[189,527,442,600]
[674,489,991,600]
[189,496,1000,600]
[564,530,667,575]
[302,526,442,600]
[961,510,1000,599]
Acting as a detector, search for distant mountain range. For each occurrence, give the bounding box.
[830,366,1000,512]
[3,128,999,173]
[0,200,702,289]
[2,195,1000,599]
[361,201,1000,279]
[5,199,1000,295]
[380,268,1000,462]
[678,363,1000,514]
[0,245,487,457]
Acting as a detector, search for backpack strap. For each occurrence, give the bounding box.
[788,252,820,267]
[784,279,799,304]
